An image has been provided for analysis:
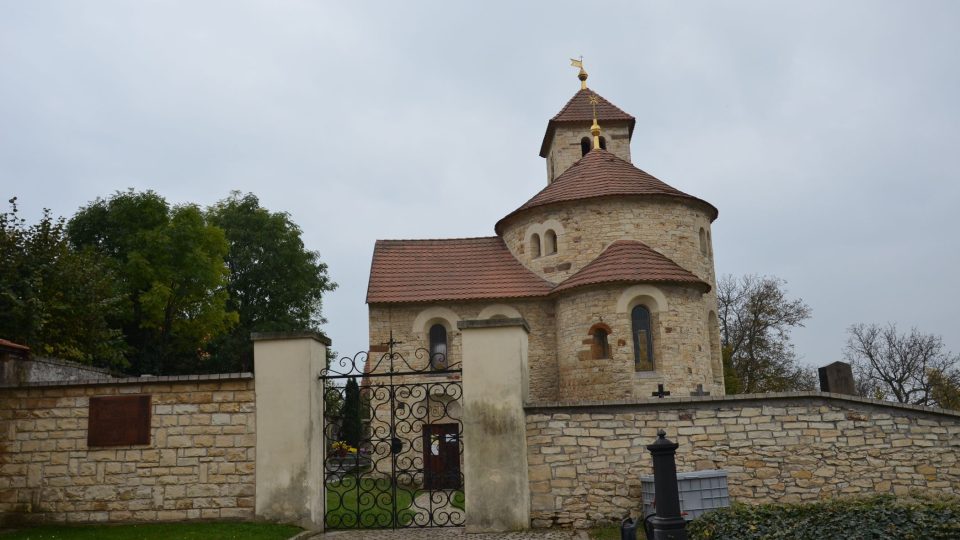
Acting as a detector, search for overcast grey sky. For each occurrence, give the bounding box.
[2,1,958,368]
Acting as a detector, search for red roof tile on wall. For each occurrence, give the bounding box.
[366,237,554,304]
[496,149,718,233]
[0,339,30,352]
[552,240,710,294]
[540,88,636,157]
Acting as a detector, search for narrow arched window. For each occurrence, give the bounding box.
[544,230,557,255]
[530,233,541,258]
[632,305,655,371]
[592,328,610,359]
[699,227,708,255]
[429,324,447,370]
[580,137,591,156]
[599,136,607,150]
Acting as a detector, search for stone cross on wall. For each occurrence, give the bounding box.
[651,384,670,398]
[690,384,711,397]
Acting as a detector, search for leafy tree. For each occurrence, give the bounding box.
[205,192,336,372]
[339,377,363,448]
[68,190,237,374]
[0,198,125,366]
[717,274,816,393]
[845,323,960,407]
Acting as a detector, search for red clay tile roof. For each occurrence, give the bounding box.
[553,240,710,294]
[496,149,718,233]
[0,339,30,353]
[367,237,555,304]
[540,88,636,157]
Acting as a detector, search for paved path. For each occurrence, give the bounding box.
[307,528,586,539]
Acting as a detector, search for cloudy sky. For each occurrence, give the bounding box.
[2,1,958,368]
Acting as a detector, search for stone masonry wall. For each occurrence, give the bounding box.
[525,393,960,528]
[501,198,716,290]
[369,299,559,402]
[545,122,632,183]
[0,374,255,525]
[556,284,723,401]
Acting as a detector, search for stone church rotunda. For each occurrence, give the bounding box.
[366,63,723,401]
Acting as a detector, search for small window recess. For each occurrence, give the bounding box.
[428,324,447,370]
[544,230,558,255]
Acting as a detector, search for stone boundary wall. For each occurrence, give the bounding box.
[0,356,113,386]
[525,391,960,528]
[0,373,255,525]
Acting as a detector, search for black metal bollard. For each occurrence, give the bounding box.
[646,429,687,540]
[620,516,639,540]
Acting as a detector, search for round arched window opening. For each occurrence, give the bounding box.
[544,229,558,255]
[429,324,448,370]
[632,305,655,371]
[530,233,541,258]
[699,227,708,255]
[580,137,591,156]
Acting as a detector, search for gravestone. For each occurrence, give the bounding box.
[818,361,856,396]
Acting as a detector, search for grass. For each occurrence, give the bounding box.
[590,521,647,540]
[325,477,465,529]
[0,522,301,540]
[325,477,415,528]
[451,491,465,511]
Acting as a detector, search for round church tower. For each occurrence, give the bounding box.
[497,68,724,400]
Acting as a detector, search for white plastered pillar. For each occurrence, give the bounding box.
[252,331,328,530]
[459,318,531,532]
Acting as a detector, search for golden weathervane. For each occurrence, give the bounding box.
[570,56,588,89]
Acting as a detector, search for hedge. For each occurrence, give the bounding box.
[687,493,960,540]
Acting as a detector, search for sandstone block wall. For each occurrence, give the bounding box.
[0,374,255,525]
[500,198,716,291]
[525,393,960,528]
[545,122,632,183]
[556,285,723,400]
[368,299,559,402]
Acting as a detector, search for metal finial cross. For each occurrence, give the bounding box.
[652,384,671,399]
[382,331,402,354]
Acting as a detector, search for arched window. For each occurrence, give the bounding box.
[592,328,610,359]
[580,137,591,156]
[530,233,541,258]
[429,324,447,370]
[632,305,655,371]
[544,230,557,255]
[699,227,708,255]
[599,136,607,150]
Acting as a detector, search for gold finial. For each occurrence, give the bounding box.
[589,93,602,150]
[570,56,588,89]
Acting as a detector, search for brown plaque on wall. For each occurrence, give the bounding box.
[87,395,152,447]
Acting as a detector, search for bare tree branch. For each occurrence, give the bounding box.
[845,323,959,407]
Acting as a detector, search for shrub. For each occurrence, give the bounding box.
[687,493,960,540]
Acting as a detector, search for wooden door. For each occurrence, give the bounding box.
[423,423,461,490]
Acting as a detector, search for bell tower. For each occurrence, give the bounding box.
[540,60,636,183]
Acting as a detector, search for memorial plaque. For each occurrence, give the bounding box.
[87,395,151,447]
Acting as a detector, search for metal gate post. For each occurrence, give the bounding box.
[646,429,687,540]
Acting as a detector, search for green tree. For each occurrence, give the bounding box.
[717,274,817,394]
[0,198,125,366]
[68,190,237,374]
[339,377,363,448]
[205,192,336,372]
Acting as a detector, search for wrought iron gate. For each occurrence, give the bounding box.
[318,338,464,529]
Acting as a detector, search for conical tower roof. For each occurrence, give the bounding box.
[496,149,718,233]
